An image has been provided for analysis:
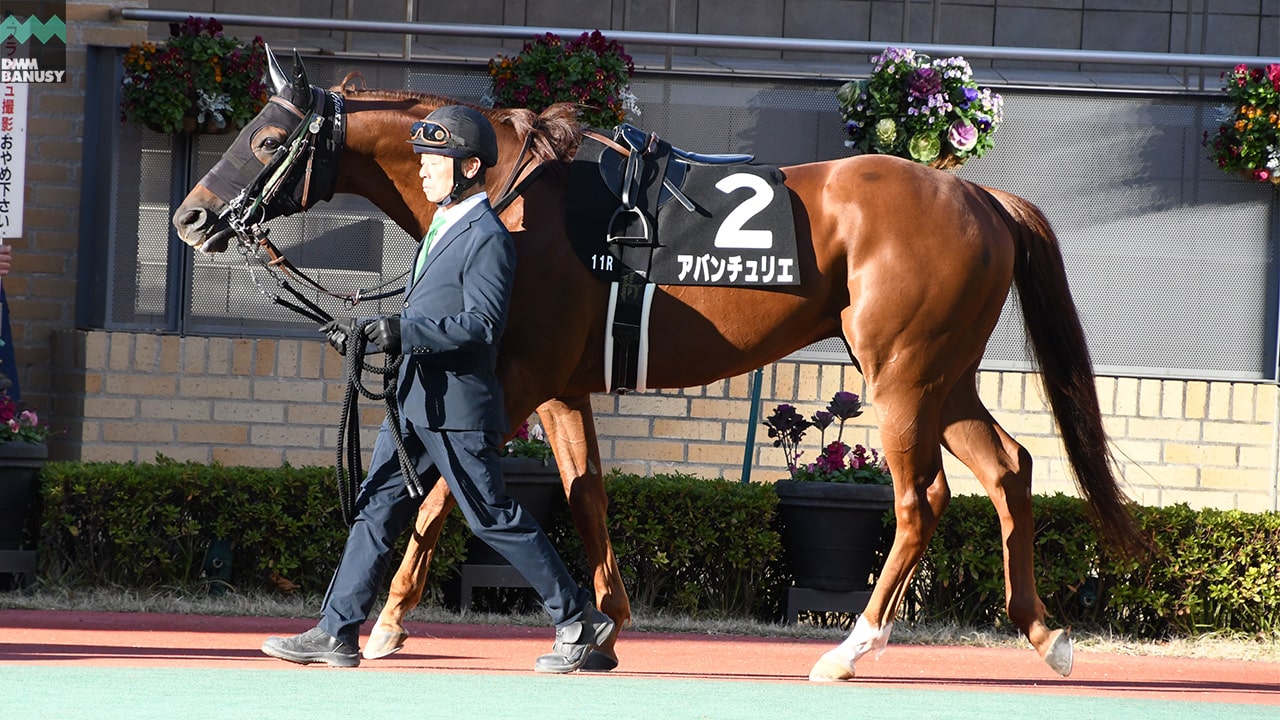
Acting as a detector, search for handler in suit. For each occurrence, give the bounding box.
[262,105,612,673]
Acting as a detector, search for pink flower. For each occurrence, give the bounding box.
[814,441,849,473]
[948,121,978,152]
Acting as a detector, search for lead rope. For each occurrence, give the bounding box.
[334,319,426,526]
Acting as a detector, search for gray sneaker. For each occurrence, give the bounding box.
[261,626,360,668]
[534,606,615,674]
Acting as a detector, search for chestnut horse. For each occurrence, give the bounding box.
[172,54,1141,680]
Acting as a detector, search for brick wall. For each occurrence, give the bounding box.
[53,329,1279,512]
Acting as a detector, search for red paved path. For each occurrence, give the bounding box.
[1,610,1276,706]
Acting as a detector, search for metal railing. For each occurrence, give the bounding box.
[116,8,1279,77]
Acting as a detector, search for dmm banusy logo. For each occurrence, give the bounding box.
[1,1,66,84]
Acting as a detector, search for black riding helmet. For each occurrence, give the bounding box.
[408,105,499,205]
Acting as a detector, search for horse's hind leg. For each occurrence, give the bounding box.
[365,478,454,659]
[809,375,951,682]
[937,371,1073,676]
[537,395,632,668]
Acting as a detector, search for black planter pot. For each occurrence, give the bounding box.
[0,441,47,589]
[773,479,894,593]
[0,441,48,551]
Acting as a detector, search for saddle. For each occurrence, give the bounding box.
[593,124,754,248]
[580,125,753,394]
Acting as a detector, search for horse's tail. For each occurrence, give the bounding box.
[987,187,1147,557]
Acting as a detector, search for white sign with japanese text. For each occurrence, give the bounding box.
[0,45,27,239]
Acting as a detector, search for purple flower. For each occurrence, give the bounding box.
[826,391,863,421]
[908,67,943,99]
[948,121,978,152]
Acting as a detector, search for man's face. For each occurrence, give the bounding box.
[419,153,482,204]
[418,152,455,204]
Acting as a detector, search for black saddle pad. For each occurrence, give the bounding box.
[567,133,800,287]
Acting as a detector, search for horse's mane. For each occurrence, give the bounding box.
[336,72,582,164]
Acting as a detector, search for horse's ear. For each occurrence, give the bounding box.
[291,50,313,111]
[265,44,289,96]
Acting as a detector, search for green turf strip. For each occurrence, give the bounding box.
[0,666,1261,720]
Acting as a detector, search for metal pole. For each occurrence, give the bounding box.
[114,9,1280,69]
[740,366,764,483]
[666,0,676,71]
[404,0,414,59]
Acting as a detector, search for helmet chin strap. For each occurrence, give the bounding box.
[440,156,481,206]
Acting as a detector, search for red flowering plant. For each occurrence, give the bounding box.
[0,392,52,444]
[487,30,639,128]
[763,391,892,485]
[502,419,554,463]
[1203,63,1280,184]
[121,16,268,134]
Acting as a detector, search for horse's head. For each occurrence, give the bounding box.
[172,49,345,253]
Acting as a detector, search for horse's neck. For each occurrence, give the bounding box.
[336,102,440,239]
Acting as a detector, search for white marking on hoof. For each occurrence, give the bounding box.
[362,627,409,660]
[808,649,856,682]
[1042,629,1073,677]
[807,615,893,682]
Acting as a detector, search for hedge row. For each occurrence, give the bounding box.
[26,460,1280,637]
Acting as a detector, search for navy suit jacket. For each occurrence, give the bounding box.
[394,198,516,432]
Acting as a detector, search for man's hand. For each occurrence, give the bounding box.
[319,320,349,355]
[362,316,401,354]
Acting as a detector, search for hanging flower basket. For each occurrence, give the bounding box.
[487,30,640,129]
[837,47,1004,170]
[120,16,268,135]
[1203,63,1280,185]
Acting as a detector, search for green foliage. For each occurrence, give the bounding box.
[1098,504,1280,636]
[36,458,466,597]
[913,494,1280,637]
[553,471,787,620]
[30,460,1279,638]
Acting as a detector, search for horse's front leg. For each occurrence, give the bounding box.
[364,479,455,659]
[537,395,632,669]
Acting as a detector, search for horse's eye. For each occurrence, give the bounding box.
[261,137,283,152]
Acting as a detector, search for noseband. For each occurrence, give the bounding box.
[219,86,346,237]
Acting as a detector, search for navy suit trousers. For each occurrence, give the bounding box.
[318,420,590,648]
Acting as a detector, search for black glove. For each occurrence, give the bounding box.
[362,315,401,354]
[319,320,349,355]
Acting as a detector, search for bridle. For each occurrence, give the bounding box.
[214,85,356,325]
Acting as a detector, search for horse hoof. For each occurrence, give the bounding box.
[580,649,619,672]
[362,628,409,660]
[808,650,855,682]
[1042,629,1073,677]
